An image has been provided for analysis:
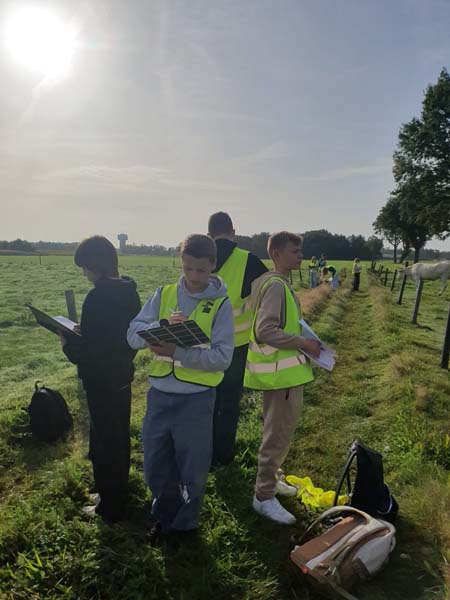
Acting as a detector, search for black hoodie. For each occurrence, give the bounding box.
[63,276,141,388]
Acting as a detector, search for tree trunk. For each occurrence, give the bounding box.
[414,246,421,263]
[393,243,398,264]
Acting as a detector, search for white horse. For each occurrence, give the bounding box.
[398,260,450,295]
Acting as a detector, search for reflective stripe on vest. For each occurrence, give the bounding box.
[244,276,314,390]
[148,284,225,387]
[218,247,253,346]
[246,354,308,373]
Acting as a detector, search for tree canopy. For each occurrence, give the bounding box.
[375,68,450,261]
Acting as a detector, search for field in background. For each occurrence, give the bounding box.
[0,255,449,599]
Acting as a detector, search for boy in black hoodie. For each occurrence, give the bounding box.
[61,236,141,522]
[208,212,268,466]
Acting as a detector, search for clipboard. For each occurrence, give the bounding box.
[299,318,336,372]
[137,320,209,348]
[28,305,81,339]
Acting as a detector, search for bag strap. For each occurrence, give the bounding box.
[34,380,44,392]
[309,566,360,600]
[334,442,359,507]
[327,523,391,569]
[296,506,371,545]
[327,578,360,600]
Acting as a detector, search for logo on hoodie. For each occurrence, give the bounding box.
[202,300,214,314]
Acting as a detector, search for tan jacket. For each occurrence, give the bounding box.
[250,271,304,350]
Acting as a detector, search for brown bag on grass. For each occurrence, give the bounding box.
[290,506,396,600]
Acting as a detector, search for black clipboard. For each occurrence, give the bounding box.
[137,320,209,348]
[28,305,81,339]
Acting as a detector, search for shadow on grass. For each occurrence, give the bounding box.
[213,460,299,599]
[354,513,443,600]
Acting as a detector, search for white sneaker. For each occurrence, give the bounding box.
[89,493,100,507]
[253,495,296,525]
[275,479,298,497]
[81,505,97,517]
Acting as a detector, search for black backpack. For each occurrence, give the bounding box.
[334,440,398,524]
[28,381,73,442]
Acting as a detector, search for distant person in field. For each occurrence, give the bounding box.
[308,256,319,288]
[321,265,339,289]
[60,236,141,523]
[245,232,320,525]
[352,258,362,291]
[318,254,327,269]
[207,211,268,466]
[127,234,233,541]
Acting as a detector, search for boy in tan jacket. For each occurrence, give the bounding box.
[245,232,320,525]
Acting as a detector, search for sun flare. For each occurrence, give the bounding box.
[5,7,77,79]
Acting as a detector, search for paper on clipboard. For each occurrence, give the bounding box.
[299,318,336,371]
[28,305,81,338]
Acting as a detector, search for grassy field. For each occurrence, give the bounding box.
[0,255,449,599]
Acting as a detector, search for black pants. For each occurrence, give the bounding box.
[85,383,131,521]
[353,272,361,291]
[212,344,248,466]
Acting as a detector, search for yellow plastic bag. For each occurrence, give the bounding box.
[285,475,348,512]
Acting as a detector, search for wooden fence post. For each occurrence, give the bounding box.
[65,290,78,322]
[411,280,424,324]
[441,304,450,369]
[372,262,376,272]
[298,267,303,282]
[384,268,389,286]
[397,274,407,305]
[390,269,397,292]
[379,265,384,278]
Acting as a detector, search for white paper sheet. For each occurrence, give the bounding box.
[299,318,336,371]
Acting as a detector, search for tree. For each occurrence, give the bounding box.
[366,236,383,260]
[393,185,432,263]
[0,239,35,253]
[373,196,403,263]
[393,69,450,242]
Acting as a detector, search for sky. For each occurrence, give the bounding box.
[1,0,450,249]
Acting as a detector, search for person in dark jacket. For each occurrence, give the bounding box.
[208,212,268,466]
[61,236,141,522]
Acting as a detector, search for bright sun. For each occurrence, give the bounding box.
[5,7,77,79]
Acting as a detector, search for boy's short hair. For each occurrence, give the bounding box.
[267,231,302,259]
[180,234,217,264]
[74,235,119,277]
[208,212,234,237]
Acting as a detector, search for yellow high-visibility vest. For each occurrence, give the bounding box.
[218,247,253,347]
[244,276,314,390]
[148,283,226,387]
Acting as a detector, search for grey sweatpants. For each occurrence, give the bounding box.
[255,385,304,501]
[142,386,215,532]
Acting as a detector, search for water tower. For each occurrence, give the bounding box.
[117,233,128,253]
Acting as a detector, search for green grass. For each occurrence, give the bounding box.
[0,256,449,599]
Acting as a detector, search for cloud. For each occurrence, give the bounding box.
[234,141,291,165]
[40,164,251,192]
[41,165,169,188]
[297,160,392,183]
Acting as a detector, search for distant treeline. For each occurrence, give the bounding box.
[1,233,449,260]
[0,239,36,253]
